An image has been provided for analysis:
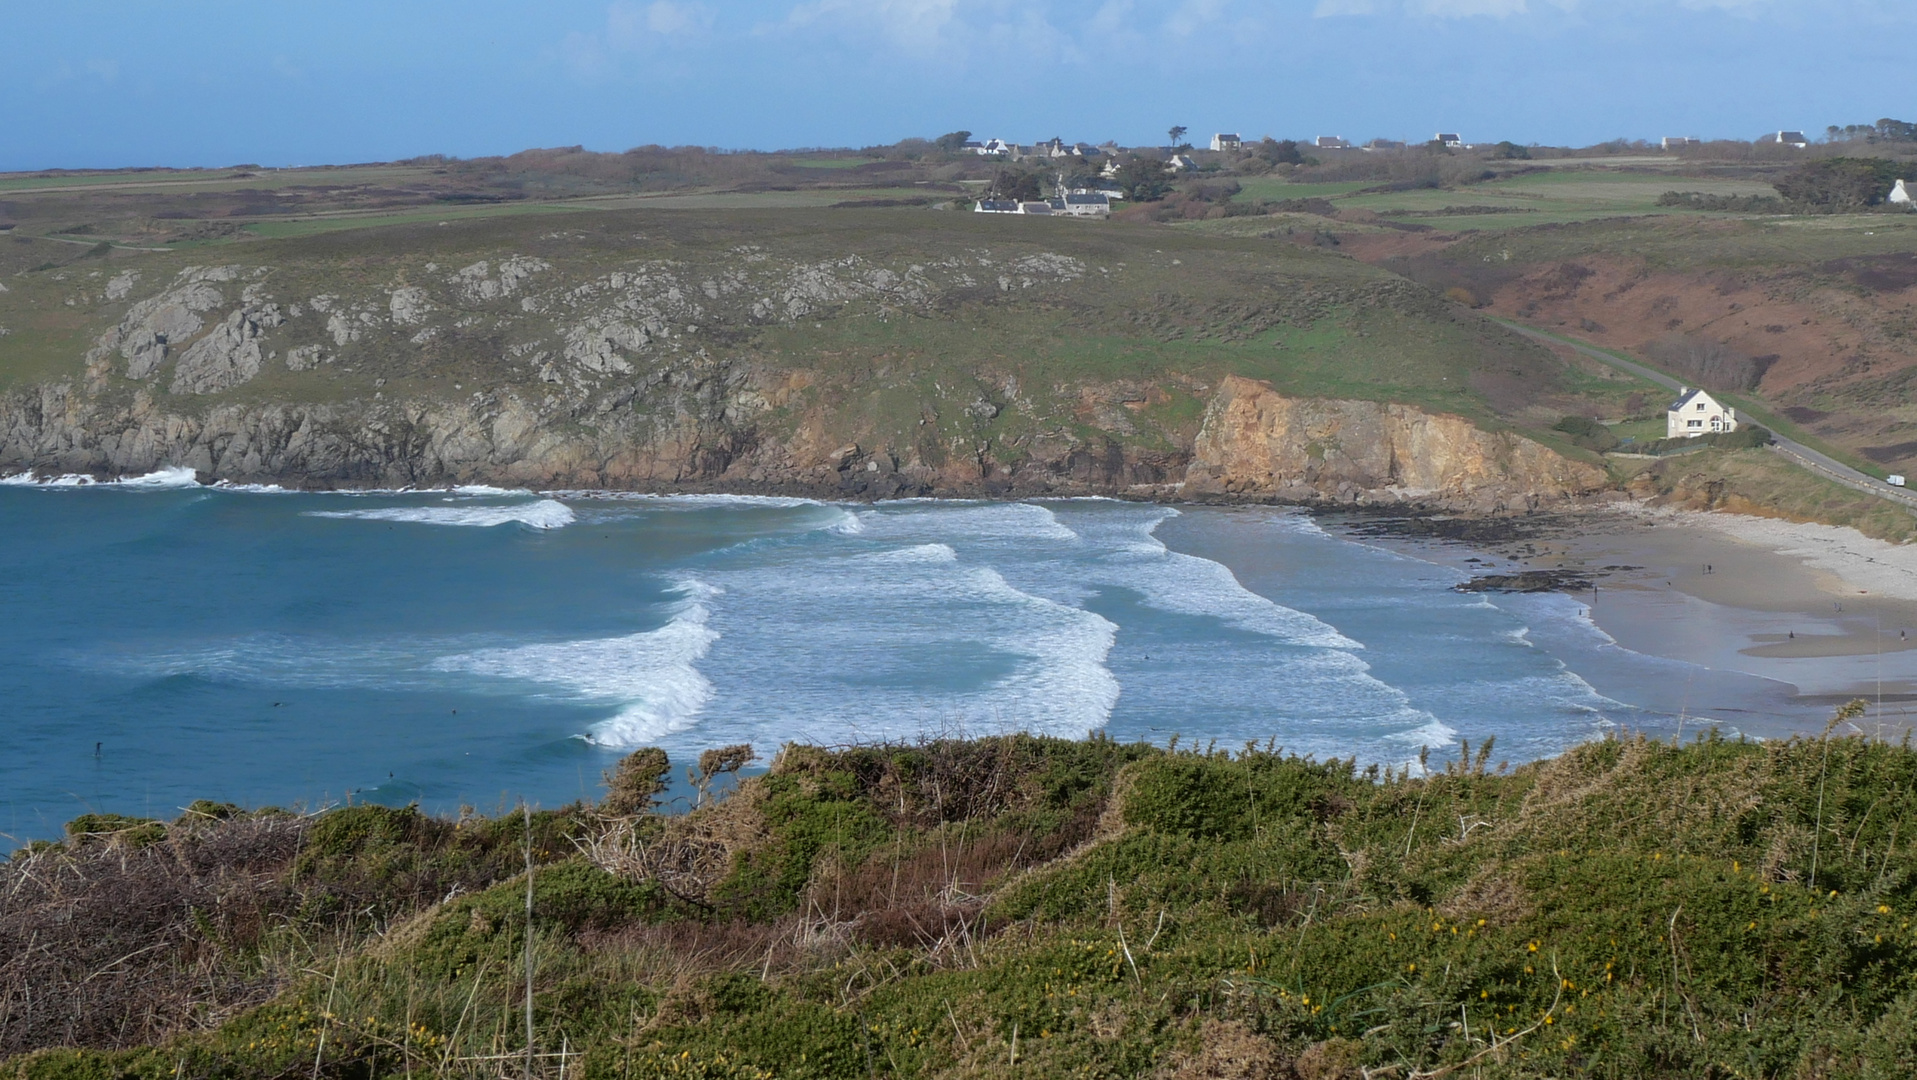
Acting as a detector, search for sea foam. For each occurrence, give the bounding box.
[433,579,722,747]
[304,499,576,529]
[2,466,203,489]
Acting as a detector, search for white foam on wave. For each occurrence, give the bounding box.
[304,499,576,530]
[2,466,203,489]
[683,521,1121,747]
[434,579,722,747]
[556,492,824,510]
[1088,507,1359,648]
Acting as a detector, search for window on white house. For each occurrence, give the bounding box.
[1696,403,1706,410]
[1688,420,1703,428]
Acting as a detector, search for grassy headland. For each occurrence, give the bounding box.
[6,726,1916,1079]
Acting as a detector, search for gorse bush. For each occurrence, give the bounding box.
[8,726,1917,1079]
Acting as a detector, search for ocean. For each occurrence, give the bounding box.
[0,471,1766,841]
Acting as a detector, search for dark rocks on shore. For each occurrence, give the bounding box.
[1455,569,1596,594]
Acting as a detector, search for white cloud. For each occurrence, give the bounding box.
[559,1,715,78]
[1407,0,1529,13]
[608,0,714,45]
[779,0,965,53]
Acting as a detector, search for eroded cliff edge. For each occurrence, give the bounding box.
[0,372,1606,510]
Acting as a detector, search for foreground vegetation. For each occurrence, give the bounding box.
[7,720,1917,1079]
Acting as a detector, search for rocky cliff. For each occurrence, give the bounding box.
[1183,375,1609,511]
[0,371,1604,509]
[0,212,1611,508]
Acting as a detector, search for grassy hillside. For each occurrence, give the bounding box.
[0,207,1625,479]
[8,726,1917,1079]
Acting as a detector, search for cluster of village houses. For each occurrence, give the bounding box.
[966,132,1474,217]
[966,129,1916,217]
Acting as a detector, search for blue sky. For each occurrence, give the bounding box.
[4,1,1914,170]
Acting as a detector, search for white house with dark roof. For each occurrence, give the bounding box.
[1774,131,1809,148]
[1314,136,1350,150]
[1891,179,1912,207]
[1167,153,1199,171]
[1667,387,1738,439]
[1056,192,1111,218]
[1210,133,1242,151]
[974,199,1021,214]
[1435,133,1464,148]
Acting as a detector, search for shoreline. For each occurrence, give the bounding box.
[12,467,1914,738]
[1337,503,1917,740]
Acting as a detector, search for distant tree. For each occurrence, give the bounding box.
[989,167,1043,202]
[1252,137,1305,166]
[1113,154,1173,202]
[933,130,973,153]
[1774,157,1901,210]
[1168,125,1190,152]
[1489,141,1532,160]
[1876,117,1917,142]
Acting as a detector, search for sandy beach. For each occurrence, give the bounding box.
[1471,504,1917,738]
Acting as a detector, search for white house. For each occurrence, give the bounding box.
[1774,131,1809,148]
[1661,136,1696,150]
[973,139,1012,157]
[1210,133,1242,152]
[1056,192,1111,218]
[1315,136,1350,150]
[974,199,1021,214]
[1016,201,1053,215]
[1167,153,1199,171]
[1891,179,1913,207]
[1434,133,1464,148]
[1667,387,1739,439]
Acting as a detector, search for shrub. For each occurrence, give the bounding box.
[1774,157,1903,210]
[1551,415,1619,452]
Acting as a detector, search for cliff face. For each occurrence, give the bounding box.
[1184,375,1608,511]
[0,371,1603,509]
[0,218,1608,507]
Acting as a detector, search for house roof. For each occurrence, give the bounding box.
[976,200,1020,211]
[1667,388,1717,412]
[1063,193,1109,205]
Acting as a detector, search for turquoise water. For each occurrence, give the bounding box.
[0,472,1776,841]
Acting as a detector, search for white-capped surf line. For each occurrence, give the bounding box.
[433,579,721,747]
[2,465,203,489]
[304,499,576,529]
[679,532,1120,751]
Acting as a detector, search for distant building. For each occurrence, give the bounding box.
[1017,201,1054,215]
[1210,133,1242,152]
[1434,133,1464,148]
[1057,192,1111,218]
[1661,136,1696,150]
[1167,153,1199,171]
[1364,139,1405,151]
[1774,131,1809,148]
[1667,387,1738,439]
[973,139,1012,157]
[1073,143,1103,157]
[974,199,1021,214]
[1034,138,1076,158]
[1314,136,1350,150]
[1890,178,1912,207]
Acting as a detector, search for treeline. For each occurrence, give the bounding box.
[1660,157,1913,215]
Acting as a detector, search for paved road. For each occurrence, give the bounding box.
[1499,319,1917,514]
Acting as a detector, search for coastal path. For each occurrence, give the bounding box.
[1499,319,1917,514]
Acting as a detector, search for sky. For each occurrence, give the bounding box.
[3,1,1915,170]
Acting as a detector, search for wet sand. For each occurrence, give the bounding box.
[1443,506,1917,738]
